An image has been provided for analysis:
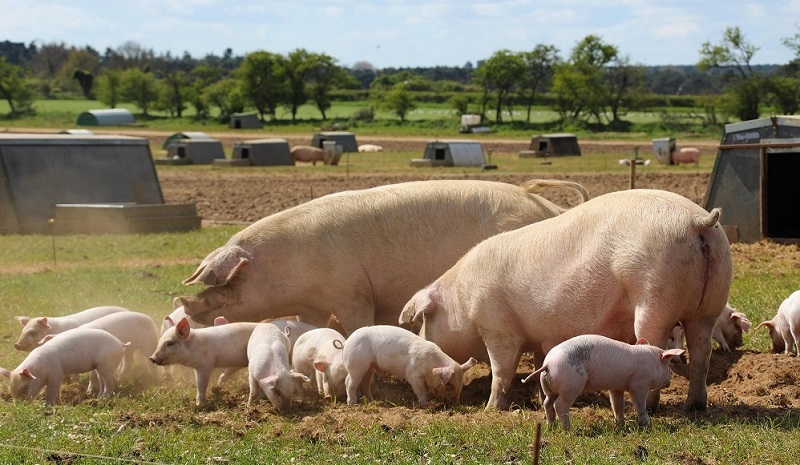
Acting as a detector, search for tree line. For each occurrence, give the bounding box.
[1,26,799,128]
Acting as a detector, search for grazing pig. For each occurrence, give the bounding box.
[1,328,125,406]
[292,328,347,400]
[400,189,732,412]
[290,145,325,165]
[149,318,258,405]
[668,303,751,352]
[247,323,310,411]
[757,290,800,355]
[521,335,684,430]
[180,179,589,335]
[342,325,477,406]
[14,306,129,351]
[673,147,700,165]
[357,144,383,153]
[81,311,160,381]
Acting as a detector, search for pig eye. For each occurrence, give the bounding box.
[165,341,175,347]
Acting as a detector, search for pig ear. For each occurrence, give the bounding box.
[461,357,478,371]
[163,316,175,330]
[213,316,229,326]
[732,312,752,332]
[183,246,249,286]
[36,317,50,329]
[313,361,330,373]
[15,316,30,327]
[635,338,649,345]
[432,367,454,386]
[20,368,36,379]
[0,368,10,379]
[177,318,191,339]
[399,291,435,326]
[661,349,684,362]
[39,335,55,345]
[291,371,311,384]
[172,297,182,310]
[259,375,279,391]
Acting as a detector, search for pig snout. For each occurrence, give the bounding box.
[149,354,165,365]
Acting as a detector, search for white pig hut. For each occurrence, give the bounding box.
[704,115,800,243]
[0,134,200,235]
[229,138,294,166]
[519,133,581,158]
[311,131,359,153]
[411,140,488,167]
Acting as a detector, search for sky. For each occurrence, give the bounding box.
[3,0,800,69]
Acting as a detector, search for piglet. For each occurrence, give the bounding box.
[668,303,751,353]
[758,290,800,355]
[342,325,477,407]
[292,328,347,401]
[1,327,126,406]
[14,305,129,351]
[247,323,310,411]
[522,334,683,431]
[149,318,258,405]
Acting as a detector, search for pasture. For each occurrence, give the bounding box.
[0,129,799,463]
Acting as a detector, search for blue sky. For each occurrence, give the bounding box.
[3,0,799,68]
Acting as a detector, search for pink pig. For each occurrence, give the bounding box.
[1,327,126,406]
[247,323,310,411]
[522,334,683,431]
[291,327,347,401]
[342,325,477,407]
[758,290,800,355]
[14,305,129,351]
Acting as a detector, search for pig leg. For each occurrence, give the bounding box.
[608,390,626,426]
[539,374,557,428]
[87,370,100,394]
[406,374,430,407]
[194,368,213,405]
[247,375,259,406]
[95,363,118,399]
[483,332,523,410]
[359,367,376,402]
[681,317,715,411]
[345,366,368,405]
[217,367,242,385]
[552,394,575,431]
[44,376,64,406]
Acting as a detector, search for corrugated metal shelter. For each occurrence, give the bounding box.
[0,134,199,234]
[76,108,135,126]
[311,131,358,153]
[229,112,262,129]
[704,116,800,243]
[230,138,293,166]
[163,139,225,164]
[521,133,581,157]
[162,131,212,149]
[415,140,487,167]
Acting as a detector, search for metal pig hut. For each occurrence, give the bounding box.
[521,133,581,157]
[0,134,200,235]
[160,139,225,165]
[76,108,135,126]
[311,131,358,153]
[413,140,487,167]
[704,115,800,243]
[231,138,293,166]
[229,112,262,129]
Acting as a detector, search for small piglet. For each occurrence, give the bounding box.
[81,311,160,381]
[247,323,310,411]
[668,303,751,353]
[14,305,129,351]
[292,328,347,401]
[342,325,477,407]
[1,327,126,406]
[149,318,258,405]
[523,334,683,431]
[758,290,800,355]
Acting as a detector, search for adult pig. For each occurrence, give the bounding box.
[14,305,129,351]
[290,145,324,165]
[1,327,125,406]
[521,335,684,430]
[180,179,589,335]
[400,189,732,412]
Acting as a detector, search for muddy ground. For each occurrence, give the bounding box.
[155,143,800,427]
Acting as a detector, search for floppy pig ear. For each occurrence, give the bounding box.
[259,375,279,391]
[20,368,36,379]
[732,312,752,332]
[291,371,311,384]
[183,246,249,286]
[661,349,684,362]
[432,367,454,386]
[0,368,10,379]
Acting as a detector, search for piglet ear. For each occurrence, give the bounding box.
[291,371,311,384]
[635,338,649,345]
[259,375,279,391]
[15,316,30,327]
[433,367,454,386]
[37,317,50,329]
[172,297,182,310]
[20,368,36,379]
[732,312,752,332]
[661,349,684,362]
[162,316,175,330]
[313,361,329,373]
[177,318,191,339]
[0,368,10,379]
[213,316,228,326]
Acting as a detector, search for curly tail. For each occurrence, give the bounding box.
[519,179,590,205]
[693,208,721,230]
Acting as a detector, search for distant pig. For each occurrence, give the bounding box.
[14,305,129,351]
[1,327,126,406]
[180,179,589,335]
[757,290,800,355]
[290,145,325,165]
[247,323,310,411]
[342,325,477,407]
[292,328,347,400]
[149,318,258,405]
[673,147,700,165]
[522,335,684,430]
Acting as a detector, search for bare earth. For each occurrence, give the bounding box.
[154,140,800,432]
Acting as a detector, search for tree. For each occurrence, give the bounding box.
[120,68,158,116]
[698,26,762,121]
[283,48,313,122]
[379,82,417,122]
[0,57,35,116]
[96,70,122,108]
[238,51,286,121]
[308,53,349,120]
[473,50,524,123]
[159,70,189,117]
[205,78,245,119]
[187,64,221,120]
[519,45,560,123]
